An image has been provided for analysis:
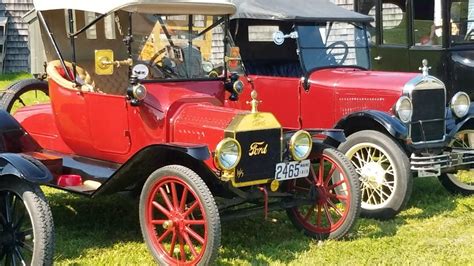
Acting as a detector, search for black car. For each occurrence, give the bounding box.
[356,0,474,101]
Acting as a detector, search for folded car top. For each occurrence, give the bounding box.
[231,0,372,22]
[33,0,236,15]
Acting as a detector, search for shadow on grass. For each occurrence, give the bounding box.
[44,176,461,264]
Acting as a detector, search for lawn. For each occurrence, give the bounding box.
[0,72,31,89]
[45,176,474,265]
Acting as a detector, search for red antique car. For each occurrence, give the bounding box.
[225,0,474,219]
[0,0,361,264]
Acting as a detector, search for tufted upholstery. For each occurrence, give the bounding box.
[46,60,97,92]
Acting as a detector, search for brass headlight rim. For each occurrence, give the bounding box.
[450,91,470,118]
[395,96,413,123]
[132,84,147,101]
[289,130,313,161]
[214,138,242,171]
[233,80,244,95]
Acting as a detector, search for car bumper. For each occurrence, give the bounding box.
[410,148,474,177]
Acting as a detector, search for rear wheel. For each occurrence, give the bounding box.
[439,130,474,195]
[286,146,360,240]
[339,130,412,220]
[0,79,49,114]
[0,177,54,265]
[139,165,220,265]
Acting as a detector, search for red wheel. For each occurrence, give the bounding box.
[286,146,360,240]
[139,165,220,265]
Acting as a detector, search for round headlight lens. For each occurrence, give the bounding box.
[133,84,147,101]
[395,96,413,123]
[290,130,313,161]
[451,92,470,118]
[215,138,242,170]
[233,80,244,94]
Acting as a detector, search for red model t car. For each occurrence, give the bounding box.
[225,0,474,219]
[0,0,361,264]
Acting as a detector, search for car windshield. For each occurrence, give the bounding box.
[297,22,370,71]
[450,0,474,45]
[131,14,225,80]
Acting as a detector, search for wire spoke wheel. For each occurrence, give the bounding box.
[347,143,396,209]
[339,130,412,219]
[439,130,474,195]
[140,165,220,265]
[0,79,49,114]
[0,178,54,265]
[286,147,360,240]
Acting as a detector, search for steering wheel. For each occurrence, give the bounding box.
[148,47,179,79]
[465,28,474,41]
[326,41,349,65]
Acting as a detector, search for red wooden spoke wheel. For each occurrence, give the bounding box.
[139,165,220,265]
[286,147,360,240]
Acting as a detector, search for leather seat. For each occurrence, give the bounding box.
[46,60,97,92]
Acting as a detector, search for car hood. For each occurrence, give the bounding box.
[308,68,420,115]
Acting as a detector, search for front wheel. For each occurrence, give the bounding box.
[0,177,55,265]
[286,146,361,240]
[339,130,412,220]
[139,165,220,265]
[439,130,474,195]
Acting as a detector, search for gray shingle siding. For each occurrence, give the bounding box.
[0,0,33,73]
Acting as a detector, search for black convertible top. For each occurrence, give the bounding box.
[231,0,373,22]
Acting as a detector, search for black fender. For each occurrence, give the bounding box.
[0,110,40,152]
[0,153,53,184]
[307,128,346,145]
[446,103,474,138]
[334,110,408,140]
[92,143,213,197]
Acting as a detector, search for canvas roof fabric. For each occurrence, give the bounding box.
[231,0,372,22]
[33,0,236,15]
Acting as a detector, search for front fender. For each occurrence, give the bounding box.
[446,103,474,138]
[335,110,408,140]
[0,153,53,184]
[307,129,346,144]
[92,143,212,197]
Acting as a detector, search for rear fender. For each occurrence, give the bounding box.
[92,143,213,197]
[0,153,53,184]
[0,110,40,152]
[335,110,408,140]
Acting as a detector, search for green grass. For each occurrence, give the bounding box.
[0,73,32,90]
[43,177,474,265]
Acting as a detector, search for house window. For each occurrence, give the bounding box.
[104,13,116,40]
[64,10,77,35]
[85,12,97,39]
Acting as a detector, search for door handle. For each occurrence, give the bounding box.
[374,56,383,61]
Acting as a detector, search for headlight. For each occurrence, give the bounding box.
[451,92,470,118]
[132,84,147,101]
[289,130,313,161]
[215,138,242,170]
[395,96,413,123]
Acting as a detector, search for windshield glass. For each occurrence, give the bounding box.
[132,14,225,80]
[297,22,370,71]
[450,0,474,45]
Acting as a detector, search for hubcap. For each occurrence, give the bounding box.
[346,143,396,209]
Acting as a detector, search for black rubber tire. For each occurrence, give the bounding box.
[339,130,412,220]
[438,130,474,195]
[0,79,49,114]
[286,145,361,240]
[139,165,220,265]
[0,176,55,265]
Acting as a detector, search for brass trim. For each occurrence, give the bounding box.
[289,130,313,161]
[225,112,281,133]
[231,178,271,188]
[214,138,242,171]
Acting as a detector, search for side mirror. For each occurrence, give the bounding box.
[272,30,298,45]
[95,49,114,75]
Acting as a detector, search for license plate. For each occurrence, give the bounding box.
[275,160,311,181]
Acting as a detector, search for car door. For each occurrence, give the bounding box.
[85,93,131,155]
[358,0,411,71]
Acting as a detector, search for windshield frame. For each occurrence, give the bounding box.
[296,21,371,74]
